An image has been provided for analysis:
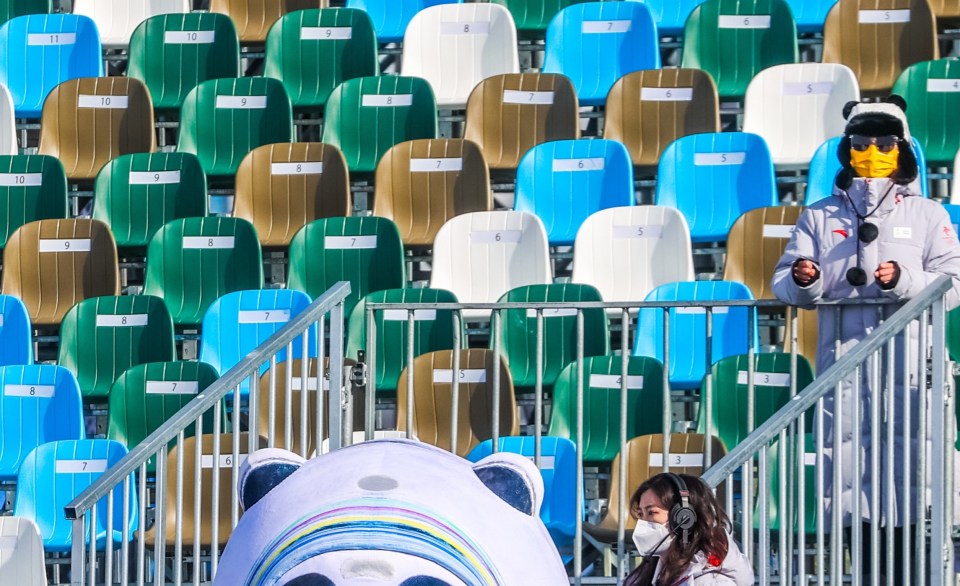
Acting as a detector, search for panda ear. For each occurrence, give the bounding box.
[238,448,306,512]
[885,94,908,113]
[472,452,544,517]
[842,101,860,120]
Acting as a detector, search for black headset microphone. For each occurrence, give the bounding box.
[638,473,699,558]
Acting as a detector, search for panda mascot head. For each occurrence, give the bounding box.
[835,95,919,190]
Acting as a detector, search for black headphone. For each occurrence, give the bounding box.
[665,473,697,546]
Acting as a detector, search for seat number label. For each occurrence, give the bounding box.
[927,79,960,92]
[39,239,91,252]
[471,230,521,244]
[57,460,108,473]
[325,235,378,249]
[183,236,235,249]
[29,33,76,45]
[737,371,791,386]
[763,225,795,238]
[0,173,41,186]
[648,453,704,467]
[640,87,693,101]
[164,30,215,44]
[553,158,604,171]
[383,309,436,321]
[612,225,663,239]
[129,171,181,185]
[5,384,55,397]
[440,22,490,34]
[718,15,771,28]
[590,374,645,389]
[216,96,267,109]
[362,94,413,107]
[201,454,247,468]
[783,82,834,96]
[301,27,352,40]
[146,381,199,395]
[694,152,745,166]
[433,369,487,383]
[238,309,291,323]
[410,158,463,172]
[859,9,911,23]
[78,95,128,109]
[526,308,578,318]
[582,20,632,33]
[292,376,329,391]
[271,162,323,175]
[503,90,555,104]
[96,314,149,327]
[674,307,730,314]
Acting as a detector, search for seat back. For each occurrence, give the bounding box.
[373,138,492,246]
[548,355,664,462]
[73,0,189,48]
[724,205,804,299]
[784,307,819,368]
[233,143,351,248]
[892,59,960,165]
[605,68,719,170]
[0,0,50,27]
[2,219,120,325]
[346,0,462,43]
[0,295,32,366]
[0,517,47,586]
[127,12,240,111]
[322,75,438,173]
[490,0,584,36]
[396,348,517,457]
[265,8,378,110]
[91,152,207,249]
[631,0,706,36]
[210,0,327,44]
[0,84,16,155]
[402,3,519,108]
[742,63,861,166]
[930,0,960,19]
[572,206,694,304]
[178,77,294,178]
[805,136,928,204]
[142,217,264,326]
[37,77,156,181]
[464,73,579,171]
[0,14,103,118]
[514,138,634,245]
[0,364,83,480]
[0,154,67,250]
[288,216,405,319]
[785,0,836,33]
[822,0,937,94]
[430,210,552,306]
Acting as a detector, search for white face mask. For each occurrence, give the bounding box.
[632,519,673,555]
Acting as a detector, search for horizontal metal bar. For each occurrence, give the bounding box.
[365,297,898,311]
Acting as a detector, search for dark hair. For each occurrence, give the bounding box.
[624,474,730,586]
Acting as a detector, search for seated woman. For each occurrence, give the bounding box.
[625,473,753,586]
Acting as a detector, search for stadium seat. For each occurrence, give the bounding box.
[127,12,241,111]
[210,0,326,45]
[822,0,937,95]
[633,281,757,390]
[233,143,351,249]
[0,295,31,366]
[542,2,658,107]
[892,59,960,165]
[37,77,156,181]
[944,203,960,234]
[72,0,189,49]
[287,216,405,319]
[655,132,778,243]
[784,0,836,34]
[346,288,460,392]
[514,138,634,245]
[430,211,552,318]
[322,76,438,174]
[490,0,585,37]
[1,219,120,326]
[572,206,694,305]
[805,136,928,205]
[464,73,579,172]
[13,439,136,552]
[142,217,264,326]
[0,84,16,155]
[0,154,67,250]
[762,432,818,532]
[372,138,492,247]
[723,205,804,299]
[57,295,176,399]
[395,348,518,457]
[742,63,861,167]
[930,0,960,22]
[264,8,379,111]
[402,3,518,109]
[177,77,294,178]
[91,153,208,251]
[0,0,50,28]
[0,364,84,481]
[548,355,665,463]
[346,0,461,44]
[604,68,720,171]
[0,516,46,586]
[626,0,705,37]
[680,0,798,101]
[0,14,103,118]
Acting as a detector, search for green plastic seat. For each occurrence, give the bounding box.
[142,217,264,326]
[128,12,241,111]
[493,283,609,389]
[680,0,798,101]
[0,154,67,250]
[264,8,379,110]
[947,306,960,449]
[892,59,960,165]
[762,432,818,533]
[491,0,589,37]
[177,77,294,178]
[288,217,405,320]
[346,288,460,392]
[548,355,664,463]
[0,0,50,27]
[57,295,176,400]
[321,76,438,174]
[91,153,208,251]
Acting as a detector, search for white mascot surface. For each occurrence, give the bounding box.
[214,439,569,586]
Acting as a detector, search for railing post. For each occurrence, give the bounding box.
[71,517,85,586]
[929,295,947,585]
[330,300,345,451]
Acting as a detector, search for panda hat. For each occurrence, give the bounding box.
[835,95,919,190]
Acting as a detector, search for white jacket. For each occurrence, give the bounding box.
[649,532,754,585]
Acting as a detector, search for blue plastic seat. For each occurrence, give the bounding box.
[345,0,462,43]
[655,132,778,243]
[0,365,84,481]
[466,436,579,554]
[805,136,929,205]
[0,14,103,118]
[542,2,659,106]
[627,0,706,37]
[0,295,32,366]
[633,281,757,390]
[514,139,634,245]
[944,204,960,238]
[784,0,834,34]
[13,439,137,552]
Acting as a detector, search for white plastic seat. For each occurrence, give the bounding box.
[0,517,47,586]
[73,0,191,48]
[431,210,552,318]
[0,84,17,155]
[742,63,860,167]
[572,206,694,306]
[401,3,520,109]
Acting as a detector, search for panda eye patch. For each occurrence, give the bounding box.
[398,577,454,586]
[284,574,335,586]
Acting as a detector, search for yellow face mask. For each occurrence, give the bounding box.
[849,144,899,179]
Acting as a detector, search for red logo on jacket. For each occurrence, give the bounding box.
[833,229,849,238]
